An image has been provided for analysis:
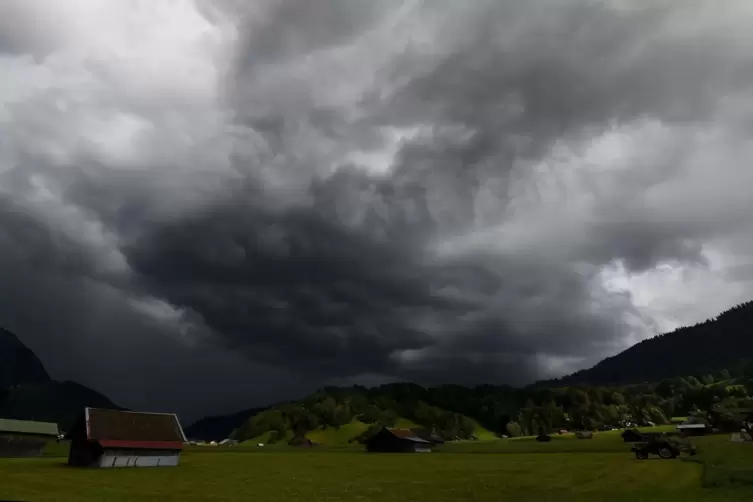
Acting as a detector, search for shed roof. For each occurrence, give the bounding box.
[0,418,58,437]
[387,428,432,443]
[80,408,186,450]
[677,423,708,429]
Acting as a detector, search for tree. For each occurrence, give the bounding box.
[314,397,337,426]
[378,409,397,428]
[360,405,382,424]
[718,369,732,381]
[506,421,522,437]
[333,404,352,428]
[611,391,626,406]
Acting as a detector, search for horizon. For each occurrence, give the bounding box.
[7,296,752,425]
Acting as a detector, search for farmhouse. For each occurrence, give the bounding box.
[365,427,434,453]
[66,407,187,468]
[0,418,59,457]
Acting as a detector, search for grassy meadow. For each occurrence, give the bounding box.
[2,429,752,501]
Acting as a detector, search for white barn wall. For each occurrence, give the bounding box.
[98,450,181,468]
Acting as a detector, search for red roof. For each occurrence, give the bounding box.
[84,408,187,449]
[98,440,184,451]
[389,429,418,438]
[387,428,431,443]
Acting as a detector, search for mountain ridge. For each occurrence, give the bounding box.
[0,327,51,388]
[548,300,753,386]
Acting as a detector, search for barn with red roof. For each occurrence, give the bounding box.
[365,427,434,453]
[65,407,187,468]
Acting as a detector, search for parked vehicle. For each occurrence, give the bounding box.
[632,436,697,460]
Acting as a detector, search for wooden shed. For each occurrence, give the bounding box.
[0,418,59,457]
[66,408,187,468]
[365,427,434,453]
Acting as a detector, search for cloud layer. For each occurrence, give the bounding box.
[2,0,753,420]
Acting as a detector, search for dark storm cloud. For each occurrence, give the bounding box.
[3,0,753,417]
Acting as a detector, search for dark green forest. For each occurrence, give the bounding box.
[552,301,753,385]
[222,369,753,444]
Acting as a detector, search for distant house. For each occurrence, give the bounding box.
[677,423,710,436]
[0,418,59,457]
[365,428,434,453]
[65,407,187,468]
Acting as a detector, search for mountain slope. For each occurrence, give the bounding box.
[185,406,266,441]
[0,327,122,430]
[0,327,50,387]
[0,380,121,430]
[555,301,753,385]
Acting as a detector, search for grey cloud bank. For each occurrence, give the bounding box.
[2,0,753,421]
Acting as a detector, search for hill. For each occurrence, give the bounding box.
[553,301,753,385]
[0,327,122,430]
[184,406,266,441]
[221,385,484,445]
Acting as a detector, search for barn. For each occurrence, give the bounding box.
[365,427,434,453]
[0,418,59,457]
[66,407,187,468]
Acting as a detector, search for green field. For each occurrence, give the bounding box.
[2,432,751,501]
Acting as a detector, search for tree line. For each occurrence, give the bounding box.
[231,367,753,443]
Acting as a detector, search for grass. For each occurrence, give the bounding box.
[1,428,749,501]
[305,419,369,445]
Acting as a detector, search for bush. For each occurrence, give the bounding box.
[506,422,522,438]
[267,431,280,444]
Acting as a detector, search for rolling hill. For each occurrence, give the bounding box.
[184,406,266,441]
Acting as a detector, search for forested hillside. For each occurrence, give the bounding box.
[554,301,753,385]
[217,368,753,445]
[196,301,753,443]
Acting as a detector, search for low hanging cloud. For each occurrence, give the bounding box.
[2,0,753,417]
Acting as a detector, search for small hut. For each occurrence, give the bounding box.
[0,418,59,457]
[365,428,433,453]
[66,407,187,468]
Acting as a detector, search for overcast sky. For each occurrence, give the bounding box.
[2,0,753,423]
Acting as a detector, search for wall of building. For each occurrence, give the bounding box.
[98,450,180,468]
[0,434,48,457]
